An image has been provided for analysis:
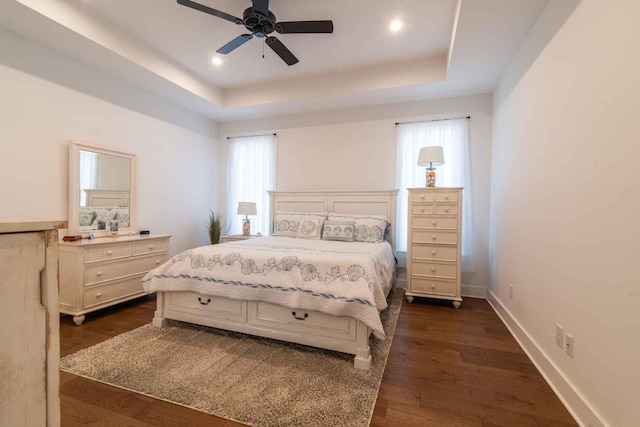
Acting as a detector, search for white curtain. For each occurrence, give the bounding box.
[78,150,98,206]
[395,118,475,271]
[226,134,276,236]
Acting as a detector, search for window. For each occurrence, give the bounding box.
[226,134,276,236]
[395,118,474,270]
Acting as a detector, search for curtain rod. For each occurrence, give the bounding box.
[227,133,277,140]
[395,116,470,126]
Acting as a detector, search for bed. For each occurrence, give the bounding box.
[143,189,398,370]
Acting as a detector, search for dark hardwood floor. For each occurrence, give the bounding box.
[60,295,577,426]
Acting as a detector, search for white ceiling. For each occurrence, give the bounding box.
[0,0,549,121]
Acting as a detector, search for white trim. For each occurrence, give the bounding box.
[487,290,606,427]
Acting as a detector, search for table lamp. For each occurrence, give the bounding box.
[417,146,445,187]
[237,202,257,236]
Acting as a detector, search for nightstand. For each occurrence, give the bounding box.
[221,234,261,243]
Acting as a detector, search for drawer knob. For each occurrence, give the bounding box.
[431,250,436,255]
[421,195,425,200]
[445,207,449,212]
[445,195,449,200]
[420,207,425,212]
[149,245,154,250]
[107,250,113,255]
[96,271,103,277]
[96,292,102,298]
[156,260,161,265]
[292,311,309,320]
[431,267,436,272]
[432,221,437,225]
[432,235,437,240]
[198,297,211,305]
[431,284,436,290]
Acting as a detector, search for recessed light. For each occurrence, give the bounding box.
[390,20,403,32]
[211,57,223,66]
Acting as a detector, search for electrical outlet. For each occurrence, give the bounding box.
[565,333,574,358]
[509,284,514,300]
[556,324,564,348]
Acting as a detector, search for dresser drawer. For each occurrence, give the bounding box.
[434,204,458,215]
[411,245,458,262]
[411,261,457,279]
[84,243,132,263]
[133,239,169,256]
[83,276,145,309]
[411,204,434,215]
[411,230,458,245]
[411,192,435,203]
[168,292,246,322]
[84,254,166,286]
[435,192,459,202]
[250,301,357,340]
[411,216,458,230]
[409,278,457,297]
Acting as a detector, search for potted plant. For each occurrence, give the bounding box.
[208,210,223,244]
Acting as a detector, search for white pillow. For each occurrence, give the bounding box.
[327,214,388,243]
[297,218,324,239]
[273,211,327,238]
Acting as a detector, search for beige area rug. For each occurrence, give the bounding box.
[60,289,403,427]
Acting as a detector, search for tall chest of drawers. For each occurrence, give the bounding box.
[406,187,463,308]
[59,234,171,325]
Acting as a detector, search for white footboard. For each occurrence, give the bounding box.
[152,291,372,371]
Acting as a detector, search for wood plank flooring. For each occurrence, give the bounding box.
[59,295,577,426]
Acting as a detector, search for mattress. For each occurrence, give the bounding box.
[142,236,395,339]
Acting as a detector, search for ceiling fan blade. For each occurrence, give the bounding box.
[252,0,270,17]
[275,20,334,34]
[216,34,253,54]
[266,37,298,66]
[177,0,242,25]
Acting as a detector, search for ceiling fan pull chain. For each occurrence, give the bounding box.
[262,38,265,59]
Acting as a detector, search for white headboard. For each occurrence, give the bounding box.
[268,190,399,250]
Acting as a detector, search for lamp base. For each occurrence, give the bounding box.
[426,170,436,187]
[242,219,251,236]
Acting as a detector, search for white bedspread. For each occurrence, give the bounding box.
[142,236,394,339]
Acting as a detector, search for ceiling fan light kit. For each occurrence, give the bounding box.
[177,0,334,66]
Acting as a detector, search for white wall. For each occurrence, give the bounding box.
[0,31,217,254]
[218,94,493,296]
[490,0,640,426]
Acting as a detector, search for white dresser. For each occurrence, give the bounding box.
[59,234,171,325]
[0,220,65,427]
[406,187,463,308]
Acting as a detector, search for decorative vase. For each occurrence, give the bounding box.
[426,170,436,187]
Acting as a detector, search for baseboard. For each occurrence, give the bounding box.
[486,290,606,427]
[461,284,486,299]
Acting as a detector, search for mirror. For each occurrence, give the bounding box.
[68,141,136,236]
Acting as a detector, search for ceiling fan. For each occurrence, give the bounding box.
[177,0,334,66]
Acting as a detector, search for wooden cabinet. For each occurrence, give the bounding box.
[0,220,65,427]
[59,234,170,325]
[406,187,463,308]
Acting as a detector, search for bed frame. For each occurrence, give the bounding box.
[152,189,398,370]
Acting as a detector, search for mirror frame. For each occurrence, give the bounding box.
[68,141,137,237]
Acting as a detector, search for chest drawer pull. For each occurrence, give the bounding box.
[432,235,437,240]
[107,250,113,255]
[96,292,103,298]
[432,250,436,255]
[432,221,437,225]
[444,207,450,213]
[96,271,103,277]
[156,260,161,265]
[198,297,211,305]
[149,245,154,250]
[292,311,309,320]
[431,267,436,272]
[444,195,449,200]
[421,195,425,200]
[431,284,436,290]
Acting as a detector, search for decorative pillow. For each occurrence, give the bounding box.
[322,220,356,242]
[79,211,96,227]
[90,207,118,227]
[297,218,324,239]
[114,208,130,228]
[273,211,328,237]
[327,214,388,243]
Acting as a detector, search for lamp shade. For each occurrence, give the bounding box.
[237,202,257,216]
[417,146,445,167]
